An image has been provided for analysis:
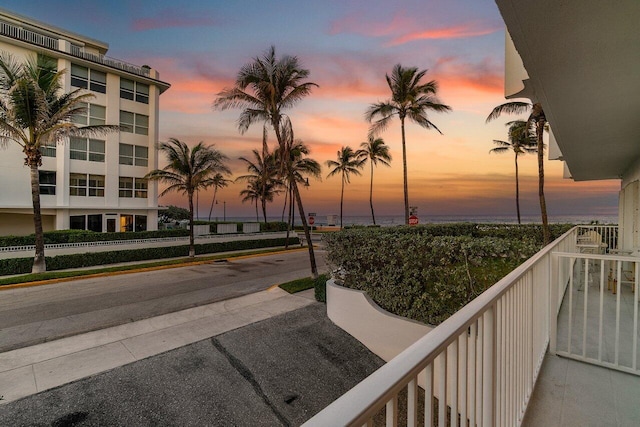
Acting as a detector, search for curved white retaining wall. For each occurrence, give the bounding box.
[326,279,432,362]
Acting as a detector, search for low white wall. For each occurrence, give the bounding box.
[216,223,237,234]
[191,225,210,236]
[326,279,432,362]
[242,223,260,233]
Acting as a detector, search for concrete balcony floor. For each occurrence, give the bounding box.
[524,259,640,426]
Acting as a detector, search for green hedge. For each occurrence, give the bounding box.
[0,229,191,247]
[323,224,572,325]
[0,237,299,276]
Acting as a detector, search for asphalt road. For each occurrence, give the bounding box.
[0,250,327,352]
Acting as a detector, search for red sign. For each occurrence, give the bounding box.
[408,215,419,226]
[308,216,315,225]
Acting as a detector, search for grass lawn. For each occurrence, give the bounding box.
[279,273,329,294]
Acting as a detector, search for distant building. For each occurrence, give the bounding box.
[0,7,170,235]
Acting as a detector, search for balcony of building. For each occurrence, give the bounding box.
[0,16,151,78]
[304,225,640,426]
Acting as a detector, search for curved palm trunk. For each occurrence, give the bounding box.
[29,162,46,273]
[515,152,521,224]
[208,187,218,222]
[537,120,550,244]
[281,182,288,222]
[369,161,376,225]
[255,199,259,222]
[188,191,195,258]
[292,180,318,279]
[261,198,268,224]
[400,117,409,225]
[285,183,293,249]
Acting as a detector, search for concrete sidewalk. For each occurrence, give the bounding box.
[0,287,315,404]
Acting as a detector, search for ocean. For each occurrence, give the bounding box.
[201,213,618,227]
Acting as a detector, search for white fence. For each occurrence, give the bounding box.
[242,223,260,233]
[304,227,580,427]
[216,223,238,234]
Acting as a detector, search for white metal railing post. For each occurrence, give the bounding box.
[482,306,495,427]
[549,253,559,355]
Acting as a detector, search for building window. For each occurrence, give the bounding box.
[70,215,86,230]
[119,177,148,198]
[120,214,133,232]
[71,64,106,93]
[72,103,106,126]
[70,173,104,197]
[39,171,56,195]
[41,144,56,158]
[87,214,102,232]
[70,137,105,162]
[135,215,147,231]
[120,79,149,104]
[119,143,148,166]
[120,111,148,135]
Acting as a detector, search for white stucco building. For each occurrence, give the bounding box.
[0,8,170,236]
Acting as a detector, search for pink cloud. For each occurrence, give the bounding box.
[132,9,217,31]
[388,24,501,46]
[329,11,413,37]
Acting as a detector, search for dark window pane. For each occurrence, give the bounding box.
[87,214,102,232]
[70,215,86,230]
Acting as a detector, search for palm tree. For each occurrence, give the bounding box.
[366,64,451,224]
[357,137,392,225]
[275,123,321,247]
[214,46,320,278]
[487,101,550,244]
[490,120,537,224]
[326,146,366,229]
[236,149,282,224]
[0,53,118,273]
[239,180,261,222]
[145,138,229,257]
[207,173,232,222]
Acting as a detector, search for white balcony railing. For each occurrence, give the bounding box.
[0,18,150,77]
[305,226,590,427]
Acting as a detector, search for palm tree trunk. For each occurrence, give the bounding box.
[196,190,199,222]
[340,176,345,229]
[292,180,318,279]
[29,163,46,273]
[208,187,218,222]
[285,183,293,249]
[515,153,521,224]
[369,161,376,225]
[400,117,409,225]
[537,120,550,244]
[281,181,288,222]
[188,191,195,257]
[262,198,268,224]
[255,199,259,222]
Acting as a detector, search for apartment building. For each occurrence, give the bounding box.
[0,8,170,236]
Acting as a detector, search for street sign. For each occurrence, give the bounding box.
[408,215,419,226]
[308,216,315,225]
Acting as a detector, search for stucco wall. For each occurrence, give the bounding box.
[326,279,432,362]
[0,213,55,236]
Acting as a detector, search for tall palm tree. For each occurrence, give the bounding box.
[366,64,451,224]
[490,120,537,224]
[0,53,118,273]
[357,137,392,225]
[326,146,366,229]
[214,46,320,278]
[236,149,282,224]
[207,173,232,222]
[145,138,229,257]
[487,101,550,244]
[239,180,261,222]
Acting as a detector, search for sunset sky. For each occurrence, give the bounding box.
[3,0,620,220]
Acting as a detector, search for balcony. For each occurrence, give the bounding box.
[304,225,640,426]
[0,18,150,78]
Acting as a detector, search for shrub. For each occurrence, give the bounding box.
[0,229,191,247]
[0,237,299,276]
[323,224,560,325]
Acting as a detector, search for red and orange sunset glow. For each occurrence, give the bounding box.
[4,0,620,222]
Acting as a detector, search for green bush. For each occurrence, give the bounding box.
[0,237,299,276]
[261,221,289,232]
[0,229,191,247]
[314,274,328,302]
[323,224,567,325]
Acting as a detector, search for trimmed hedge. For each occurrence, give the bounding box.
[324,224,573,325]
[0,237,299,276]
[0,229,190,247]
